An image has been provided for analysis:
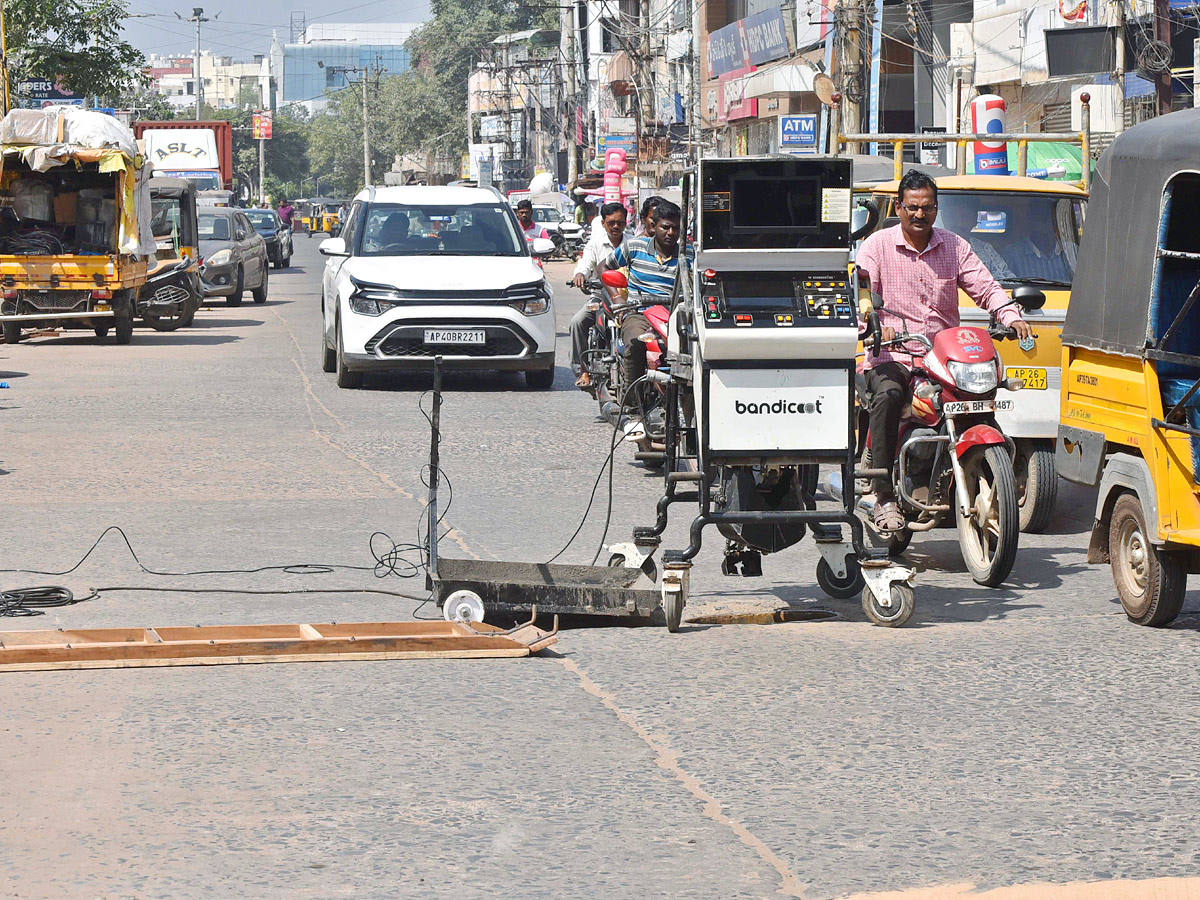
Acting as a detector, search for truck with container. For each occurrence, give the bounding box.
[134,120,233,196]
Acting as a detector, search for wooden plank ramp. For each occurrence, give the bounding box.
[0,616,558,672]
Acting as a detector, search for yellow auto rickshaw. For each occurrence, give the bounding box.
[1058,109,1200,626]
[139,176,202,330]
[319,200,346,236]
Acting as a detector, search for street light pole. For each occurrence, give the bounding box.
[179,8,212,121]
[320,59,384,188]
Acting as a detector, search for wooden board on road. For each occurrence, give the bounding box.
[0,618,558,672]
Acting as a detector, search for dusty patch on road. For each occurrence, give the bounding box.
[839,876,1200,900]
[557,654,808,899]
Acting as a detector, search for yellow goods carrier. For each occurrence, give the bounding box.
[0,108,153,345]
[1058,109,1200,626]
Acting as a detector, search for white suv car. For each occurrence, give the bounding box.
[319,185,557,389]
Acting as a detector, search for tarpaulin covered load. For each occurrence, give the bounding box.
[0,107,155,258]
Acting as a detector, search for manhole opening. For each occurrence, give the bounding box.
[686,608,838,626]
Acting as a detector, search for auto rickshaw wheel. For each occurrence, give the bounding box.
[1016,440,1058,534]
[114,315,133,345]
[94,326,109,338]
[1108,493,1186,626]
[2,322,21,344]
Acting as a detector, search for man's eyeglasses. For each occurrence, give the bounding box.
[900,203,938,215]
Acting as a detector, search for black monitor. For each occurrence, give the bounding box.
[701,157,851,251]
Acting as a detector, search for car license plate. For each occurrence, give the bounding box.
[1005,366,1047,390]
[943,399,1014,415]
[424,329,486,345]
[93,303,111,312]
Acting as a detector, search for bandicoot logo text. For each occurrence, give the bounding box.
[734,398,824,415]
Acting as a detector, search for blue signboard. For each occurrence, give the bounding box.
[742,7,790,66]
[708,20,746,78]
[779,115,818,154]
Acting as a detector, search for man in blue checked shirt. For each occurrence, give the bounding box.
[596,199,687,403]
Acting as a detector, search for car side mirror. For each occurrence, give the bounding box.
[235,230,246,240]
[601,270,628,290]
[1012,285,1046,311]
[319,237,348,257]
[531,237,555,257]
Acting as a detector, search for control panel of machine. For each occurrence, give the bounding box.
[699,270,855,328]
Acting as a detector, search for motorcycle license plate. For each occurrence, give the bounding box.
[424,329,485,345]
[943,399,1014,415]
[1005,366,1047,390]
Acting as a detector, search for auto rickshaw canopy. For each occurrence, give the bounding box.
[1063,107,1200,359]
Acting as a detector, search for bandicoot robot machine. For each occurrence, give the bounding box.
[610,155,918,629]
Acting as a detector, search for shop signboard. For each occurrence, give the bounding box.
[603,134,637,159]
[16,78,80,109]
[742,7,790,66]
[779,114,818,154]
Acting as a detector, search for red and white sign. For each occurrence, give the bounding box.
[252,110,273,140]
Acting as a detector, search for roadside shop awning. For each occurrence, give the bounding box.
[743,63,817,99]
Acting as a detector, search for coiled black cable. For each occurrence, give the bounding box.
[0,586,95,617]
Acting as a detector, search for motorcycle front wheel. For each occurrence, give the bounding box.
[955,444,1019,587]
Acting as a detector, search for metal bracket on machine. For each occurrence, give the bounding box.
[860,561,916,608]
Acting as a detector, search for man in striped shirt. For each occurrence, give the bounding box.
[597,199,685,397]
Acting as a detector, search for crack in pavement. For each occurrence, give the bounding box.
[556,654,808,899]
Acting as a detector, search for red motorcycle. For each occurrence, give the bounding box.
[575,270,671,462]
[852,295,1039,587]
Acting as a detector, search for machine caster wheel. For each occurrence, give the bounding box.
[608,552,658,584]
[663,588,683,632]
[861,581,915,627]
[816,556,864,600]
[721,555,740,576]
[739,551,762,577]
[442,590,485,624]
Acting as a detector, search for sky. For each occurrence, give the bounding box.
[126,0,431,59]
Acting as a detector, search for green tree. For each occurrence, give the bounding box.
[6,0,147,101]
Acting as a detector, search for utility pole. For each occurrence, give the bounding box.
[1114,0,1126,132]
[839,0,866,152]
[1154,0,1172,117]
[564,3,578,188]
[321,59,384,188]
[178,8,212,121]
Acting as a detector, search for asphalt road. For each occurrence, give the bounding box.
[0,239,1198,900]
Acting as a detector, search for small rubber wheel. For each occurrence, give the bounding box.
[252,268,268,304]
[1109,493,1186,626]
[1016,440,1058,534]
[226,268,244,307]
[816,555,865,600]
[607,553,626,568]
[663,587,683,633]
[321,314,336,373]
[114,315,133,345]
[93,326,109,338]
[862,581,915,627]
[335,318,363,389]
[525,366,554,389]
[3,322,22,344]
[442,590,485,623]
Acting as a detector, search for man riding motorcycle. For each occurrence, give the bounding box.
[569,201,628,389]
[595,199,686,408]
[855,170,1034,533]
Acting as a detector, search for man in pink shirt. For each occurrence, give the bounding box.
[856,170,1033,531]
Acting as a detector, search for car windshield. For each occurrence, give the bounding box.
[934,191,1086,287]
[357,203,524,256]
[198,214,230,241]
[244,210,277,230]
[533,207,561,223]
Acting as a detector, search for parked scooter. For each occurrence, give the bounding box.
[829,289,1044,587]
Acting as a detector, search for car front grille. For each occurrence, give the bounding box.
[366,323,531,359]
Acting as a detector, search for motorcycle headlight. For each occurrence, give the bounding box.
[506,282,551,316]
[206,248,232,266]
[947,360,998,395]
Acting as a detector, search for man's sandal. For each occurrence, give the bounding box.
[873,499,905,533]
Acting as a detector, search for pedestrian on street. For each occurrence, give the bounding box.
[569,201,628,389]
[277,198,294,231]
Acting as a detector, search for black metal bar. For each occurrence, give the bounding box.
[1152,417,1200,438]
[1154,278,1200,356]
[427,357,443,580]
[1146,349,1200,367]
[1164,376,1200,425]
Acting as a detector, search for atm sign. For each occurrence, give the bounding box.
[779,115,818,155]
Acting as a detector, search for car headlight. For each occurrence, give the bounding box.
[206,248,232,266]
[348,280,404,316]
[947,360,998,394]
[506,282,551,316]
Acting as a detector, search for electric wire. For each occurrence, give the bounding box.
[0,586,95,617]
